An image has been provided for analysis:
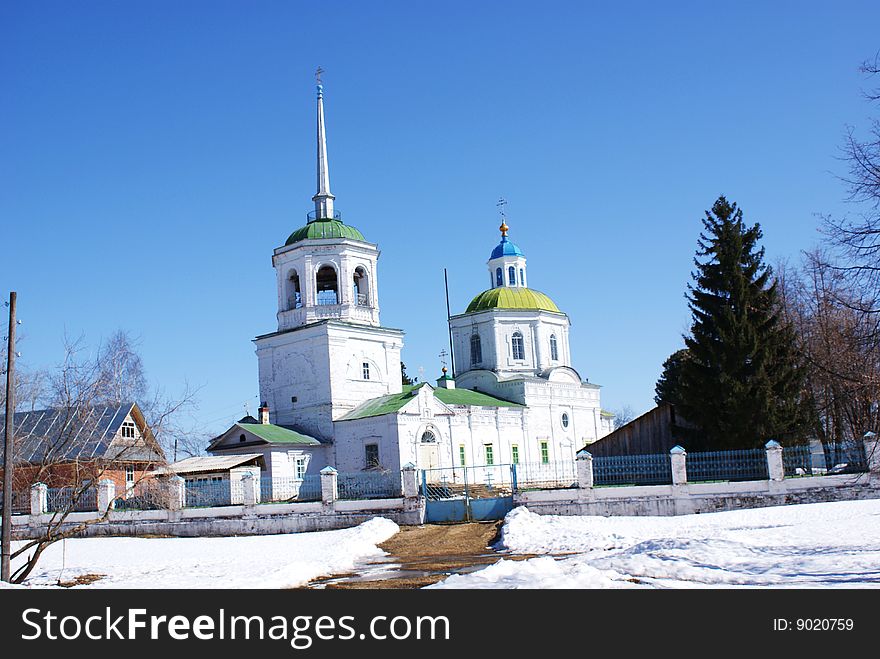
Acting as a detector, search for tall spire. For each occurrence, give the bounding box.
[312,66,335,221]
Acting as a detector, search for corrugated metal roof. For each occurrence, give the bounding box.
[339,384,521,421]
[158,454,263,475]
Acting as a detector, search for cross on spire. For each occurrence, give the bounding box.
[315,66,324,85]
[497,197,509,237]
[439,348,449,369]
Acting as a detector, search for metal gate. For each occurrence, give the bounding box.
[421,464,516,523]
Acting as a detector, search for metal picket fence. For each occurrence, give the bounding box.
[686,448,769,482]
[259,475,322,503]
[0,490,30,515]
[184,479,233,508]
[593,453,673,486]
[46,486,98,513]
[513,461,578,490]
[822,441,868,474]
[338,470,402,500]
[783,444,814,477]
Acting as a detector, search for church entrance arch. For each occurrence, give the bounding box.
[418,429,441,474]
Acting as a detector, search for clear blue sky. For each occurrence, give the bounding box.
[2,1,878,437]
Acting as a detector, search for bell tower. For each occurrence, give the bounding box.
[254,72,404,441]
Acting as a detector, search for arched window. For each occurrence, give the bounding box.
[520,268,525,286]
[287,270,302,309]
[550,334,558,361]
[561,412,569,429]
[470,334,482,366]
[353,266,369,306]
[316,265,338,305]
[511,331,525,360]
[508,266,516,285]
[495,267,503,287]
[421,430,436,443]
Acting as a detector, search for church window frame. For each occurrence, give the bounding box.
[362,362,371,380]
[511,445,520,464]
[287,269,302,309]
[520,268,525,286]
[315,264,339,306]
[484,443,495,466]
[540,441,549,464]
[470,334,482,366]
[459,444,466,466]
[511,331,525,361]
[550,334,559,361]
[353,266,370,307]
[495,267,503,287]
[421,430,437,443]
[508,266,516,286]
[561,412,569,429]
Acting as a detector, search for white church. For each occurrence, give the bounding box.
[207,78,613,482]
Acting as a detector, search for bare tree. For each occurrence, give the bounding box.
[821,52,880,314]
[4,331,197,584]
[611,405,637,430]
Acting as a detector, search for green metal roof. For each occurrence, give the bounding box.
[238,423,321,445]
[340,384,521,421]
[433,387,521,408]
[465,287,560,314]
[285,219,366,246]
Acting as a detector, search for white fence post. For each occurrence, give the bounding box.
[30,482,47,516]
[169,476,185,511]
[670,446,687,485]
[241,472,259,506]
[97,479,116,514]
[863,432,880,475]
[765,440,784,482]
[576,450,594,488]
[401,463,418,499]
[320,466,338,507]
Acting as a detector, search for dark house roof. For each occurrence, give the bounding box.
[0,403,165,466]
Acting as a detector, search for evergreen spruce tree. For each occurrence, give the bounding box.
[671,196,809,449]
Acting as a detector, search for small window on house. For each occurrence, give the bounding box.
[484,444,494,465]
[365,443,380,469]
[459,445,466,466]
[121,421,136,439]
[550,334,559,361]
[362,362,371,380]
[511,332,525,360]
[239,434,246,443]
[295,457,307,480]
[511,445,519,464]
[470,334,482,366]
[496,267,503,287]
[508,266,516,285]
[540,441,549,464]
[125,465,135,491]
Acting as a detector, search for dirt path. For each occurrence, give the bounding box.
[309,522,532,589]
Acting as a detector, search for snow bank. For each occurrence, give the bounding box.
[431,499,880,589]
[11,517,399,589]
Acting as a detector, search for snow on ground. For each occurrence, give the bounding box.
[9,517,399,589]
[431,499,880,589]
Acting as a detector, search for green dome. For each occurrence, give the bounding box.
[466,287,561,314]
[285,219,366,246]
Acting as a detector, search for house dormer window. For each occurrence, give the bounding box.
[121,421,136,439]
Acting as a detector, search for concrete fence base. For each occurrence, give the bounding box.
[515,472,879,517]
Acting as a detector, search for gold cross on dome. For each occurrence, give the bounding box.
[496,196,507,219]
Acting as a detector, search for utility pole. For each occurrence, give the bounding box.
[2,291,16,582]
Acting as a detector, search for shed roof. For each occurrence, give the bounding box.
[158,454,263,475]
